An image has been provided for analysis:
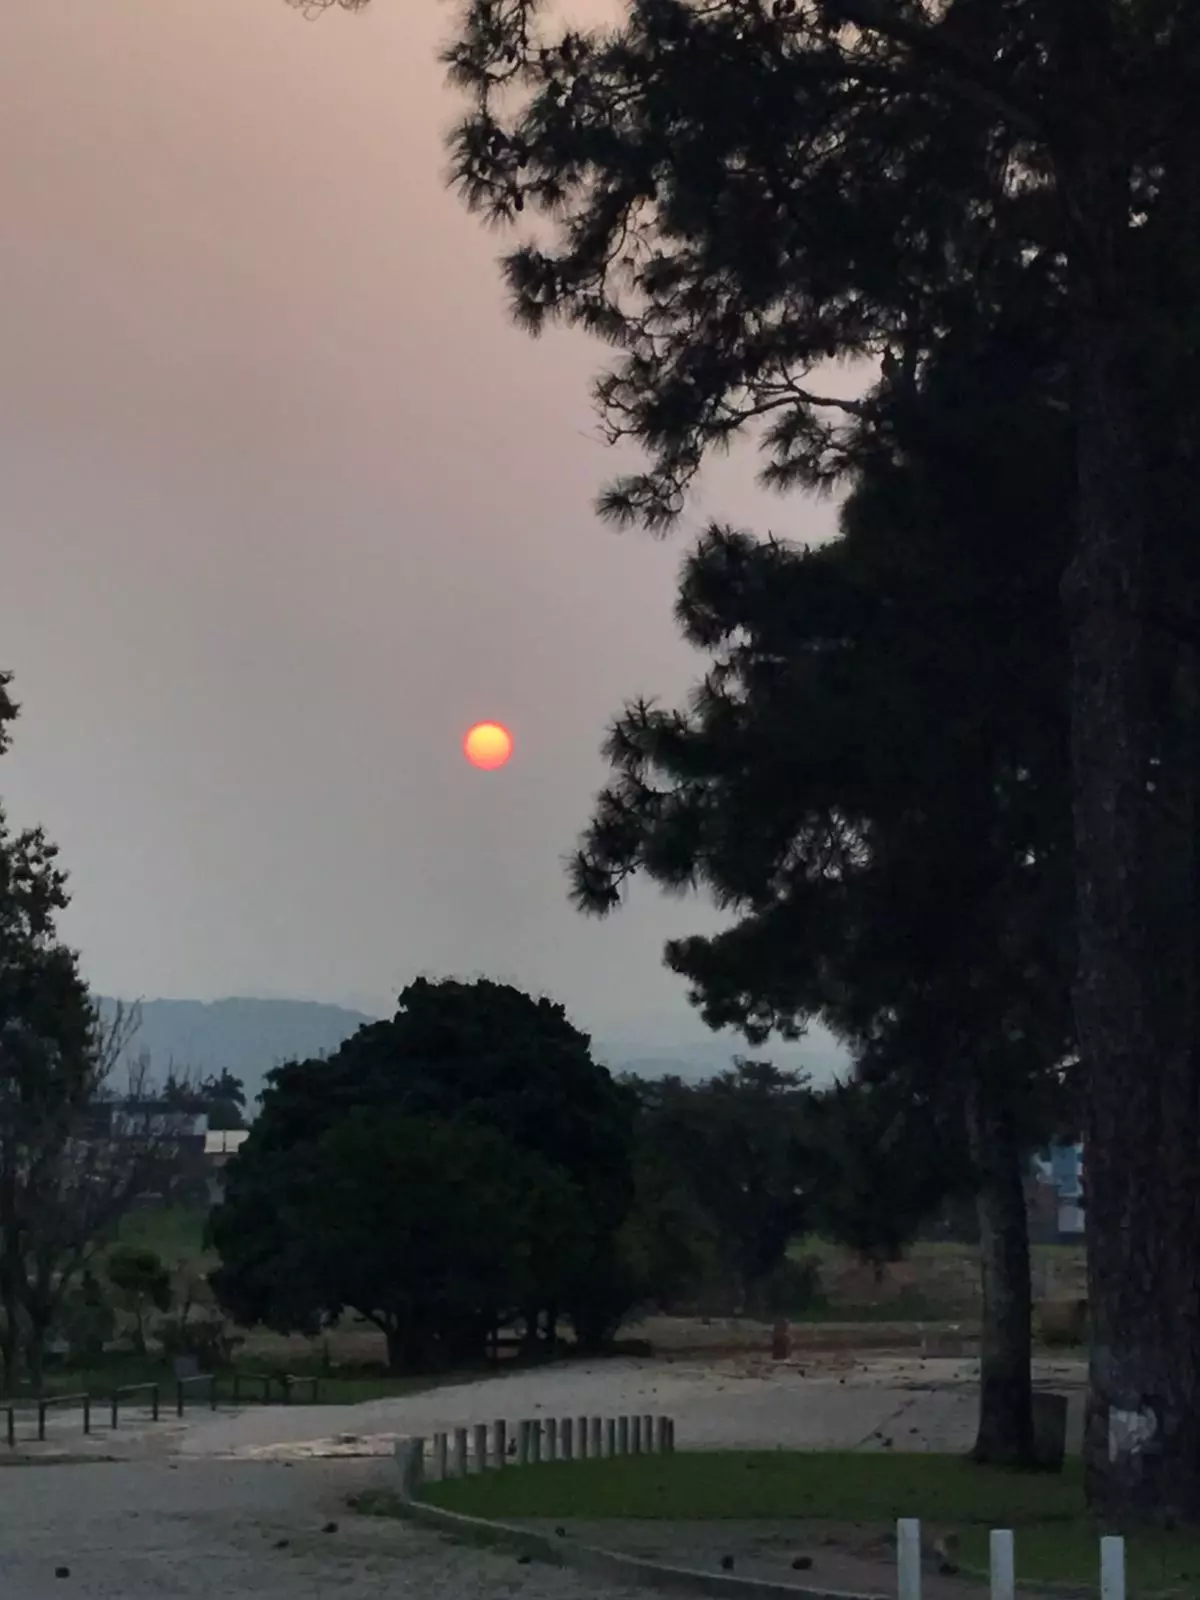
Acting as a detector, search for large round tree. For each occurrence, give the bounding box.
[211,977,635,1361]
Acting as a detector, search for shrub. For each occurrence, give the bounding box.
[107,1246,172,1354]
[158,1313,243,1372]
[57,1269,117,1360]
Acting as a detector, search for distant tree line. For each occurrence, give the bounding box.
[210,976,994,1373]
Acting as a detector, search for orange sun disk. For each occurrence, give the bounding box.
[464,721,514,770]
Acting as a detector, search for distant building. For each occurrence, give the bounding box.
[203,1128,250,1205]
[1032,1140,1085,1238]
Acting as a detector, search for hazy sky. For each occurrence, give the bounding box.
[1,0,845,1059]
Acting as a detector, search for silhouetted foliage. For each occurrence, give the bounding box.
[210,977,635,1365]
[428,0,1200,1515]
[569,310,1077,1462]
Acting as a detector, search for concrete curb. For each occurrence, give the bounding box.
[390,1437,885,1600]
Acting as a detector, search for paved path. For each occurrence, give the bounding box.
[167,1354,1085,1462]
[0,1457,652,1599]
[0,1356,1087,1596]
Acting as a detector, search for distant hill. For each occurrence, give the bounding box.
[97,996,847,1109]
[597,1031,846,1086]
[97,996,374,1105]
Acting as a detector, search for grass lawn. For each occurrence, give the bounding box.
[422,1452,1200,1595]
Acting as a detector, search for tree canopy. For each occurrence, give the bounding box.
[431,0,1200,1514]
[210,977,636,1364]
[0,676,178,1389]
[567,308,1077,1461]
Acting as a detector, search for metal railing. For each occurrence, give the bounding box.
[277,1373,321,1403]
[4,1366,325,1445]
[175,1372,218,1416]
[38,1391,92,1442]
[229,1370,272,1405]
[109,1381,161,1428]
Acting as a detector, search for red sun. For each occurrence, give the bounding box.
[463,721,514,770]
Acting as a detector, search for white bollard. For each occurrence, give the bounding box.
[1100,1535,1126,1600]
[452,1427,469,1478]
[473,1422,489,1472]
[605,1417,617,1457]
[530,1419,543,1464]
[395,1436,426,1497]
[544,1417,558,1461]
[577,1415,589,1459]
[561,1417,574,1460]
[644,1414,656,1451]
[664,1417,676,1452]
[631,1415,643,1454]
[897,1518,922,1600]
[494,1419,507,1468]
[516,1420,530,1465]
[617,1415,630,1454]
[433,1431,448,1481]
[990,1529,1015,1600]
[591,1417,604,1458]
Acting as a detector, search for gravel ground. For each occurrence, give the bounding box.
[171,1354,1085,1461]
[0,1457,646,1598]
[0,1355,1087,1595]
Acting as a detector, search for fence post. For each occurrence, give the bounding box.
[83,1395,91,1436]
[644,1414,655,1452]
[577,1415,589,1459]
[560,1418,574,1460]
[210,1375,218,1411]
[617,1415,630,1455]
[605,1417,617,1457]
[7,1405,14,1448]
[1100,1535,1126,1600]
[151,1384,160,1422]
[592,1417,604,1457]
[897,1518,922,1600]
[473,1422,489,1472]
[544,1418,558,1462]
[395,1436,425,1497]
[990,1529,1015,1600]
[176,1382,185,1419]
[516,1420,530,1466]
[433,1432,448,1480]
[631,1415,643,1454]
[110,1392,118,1430]
[530,1419,543,1464]
[37,1399,47,1443]
[452,1426,469,1478]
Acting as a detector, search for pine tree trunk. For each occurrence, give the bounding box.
[1066,311,1200,1519]
[966,1078,1034,1467]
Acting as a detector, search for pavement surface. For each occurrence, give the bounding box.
[0,1354,1088,1596]
[0,1457,650,1599]
[515,1520,999,1600]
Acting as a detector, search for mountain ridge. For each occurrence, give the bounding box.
[98,995,844,1105]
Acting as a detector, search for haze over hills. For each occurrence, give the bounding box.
[99,995,845,1108]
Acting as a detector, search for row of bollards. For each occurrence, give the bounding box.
[897,1519,1126,1600]
[425,1414,676,1480]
